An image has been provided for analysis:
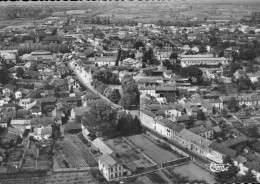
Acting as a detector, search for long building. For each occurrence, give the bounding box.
[180,55,229,67]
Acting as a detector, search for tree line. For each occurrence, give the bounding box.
[17,44,71,56]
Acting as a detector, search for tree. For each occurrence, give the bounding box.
[238,76,252,90]
[215,155,239,183]
[231,51,238,62]
[180,66,203,83]
[109,89,121,104]
[229,169,257,183]
[16,67,24,78]
[227,97,239,111]
[103,87,113,98]
[162,59,172,70]
[121,74,135,89]
[172,63,182,74]
[143,48,154,64]
[115,49,122,66]
[221,109,228,117]
[230,63,242,73]
[199,45,207,53]
[218,50,224,57]
[239,49,257,60]
[134,41,144,50]
[116,113,141,136]
[209,37,219,47]
[165,93,176,103]
[0,65,11,85]
[91,79,103,89]
[119,94,133,109]
[169,52,178,61]
[122,83,139,104]
[197,109,206,120]
[97,84,109,95]
[142,63,146,68]
[82,103,117,135]
[69,86,74,94]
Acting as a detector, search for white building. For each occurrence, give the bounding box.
[99,153,131,181]
[181,57,229,67]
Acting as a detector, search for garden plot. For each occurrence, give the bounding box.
[127,134,180,165]
[105,138,154,171]
[55,135,98,168]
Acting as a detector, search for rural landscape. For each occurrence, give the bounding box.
[0,0,260,183]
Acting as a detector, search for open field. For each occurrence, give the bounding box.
[105,138,154,170]
[127,134,180,165]
[172,162,216,183]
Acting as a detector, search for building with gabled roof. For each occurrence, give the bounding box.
[99,153,131,181]
[207,142,237,163]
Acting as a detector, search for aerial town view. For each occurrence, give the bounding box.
[1,0,260,183]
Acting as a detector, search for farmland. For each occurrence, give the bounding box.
[54,135,98,169]
[126,134,181,165]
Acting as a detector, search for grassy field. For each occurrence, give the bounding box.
[127,134,180,165]
[171,162,216,183]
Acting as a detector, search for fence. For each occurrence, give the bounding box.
[52,167,93,173]
[160,157,190,168]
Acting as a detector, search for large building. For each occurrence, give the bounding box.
[180,55,229,67]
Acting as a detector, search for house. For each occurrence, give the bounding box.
[204,98,223,110]
[64,122,82,134]
[220,136,248,149]
[81,93,101,106]
[236,160,260,182]
[61,96,82,108]
[92,138,113,155]
[14,88,31,99]
[234,69,246,79]
[99,153,131,181]
[11,119,31,129]
[207,142,237,163]
[2,83,16,95]
[95,56,116,67]
[27,100,42,117]
[178,129,212,158]
[70,106,90,119]
[140,108,157,130]
[66,76,81,90]
[40,98,57,115]
[156,48,172,62]
[188,126,214,140]
[33,127,52,140]
[175,115,191,128]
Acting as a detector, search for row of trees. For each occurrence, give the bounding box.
[119,74,139,109]
[81,103,141,137]
[91,17,110,25]
[91,79,121,104]
[17,44,71,56]
[81,103,117,136]
[92,69,120,85]
[116,113,142,136]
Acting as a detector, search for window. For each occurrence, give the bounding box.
[111,174,113,179]
[111,168,113,173]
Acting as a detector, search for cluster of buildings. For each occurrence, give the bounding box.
[1,9,260,182]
